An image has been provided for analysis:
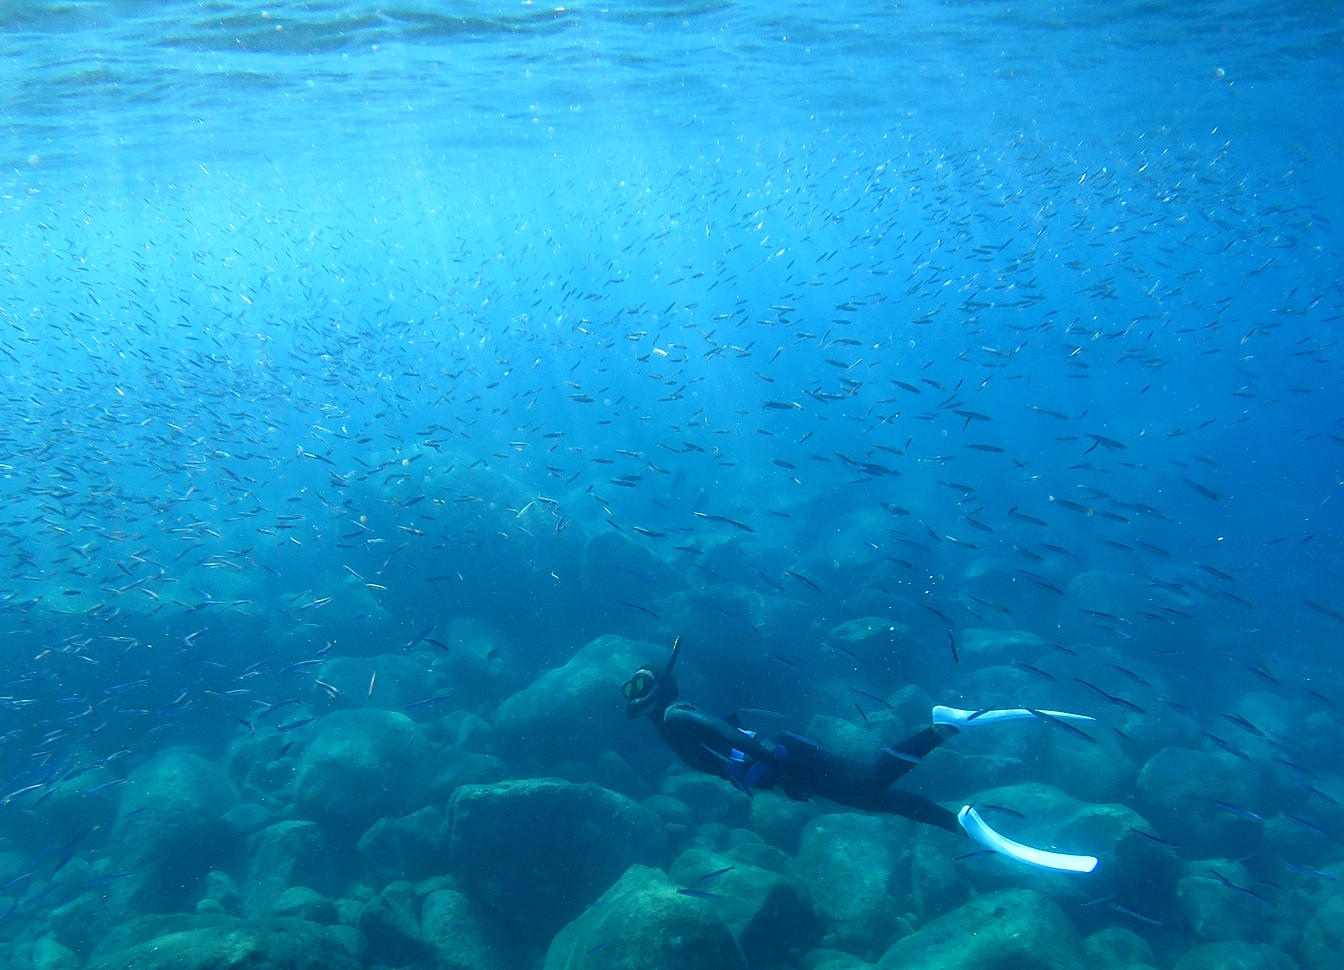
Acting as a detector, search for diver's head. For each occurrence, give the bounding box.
[624,637,682,719]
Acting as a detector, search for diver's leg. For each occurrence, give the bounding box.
[874,787,962,833]
[871,723,959,790]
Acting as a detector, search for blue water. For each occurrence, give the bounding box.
[1,1,1342,968]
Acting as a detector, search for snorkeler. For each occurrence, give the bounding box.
[624,637,1099,873]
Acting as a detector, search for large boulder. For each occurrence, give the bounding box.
[267,887,339,924]
[315,653,440,713]
[797,813,904,959]
[1137,747,1274,858]
[659,583,812,648]
[356,805,448,887]
[1173,941,1301,970]
[959,627,1045,664]
[750,789,818,854]
[446,779,667,946]
[358,880,429,967]
[543,865,746,970]
[822,618,910,670]
[85,917,359,970]
[877,889,1084,970]
[422,887,517,970]
[293,708,431,833]
[669,842,821,966]
[907,827,969,923]
[431,616,521,705]
[661,773,752,828]
[1302,892,1344,970]
[492,635,661,762]
[243,821,341,915]
[111,749,239,912]
[581,531,689,617]
[1082,926,1157,970]
[1176,860,1302,953]
[803,716,886,763]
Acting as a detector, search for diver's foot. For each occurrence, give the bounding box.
[958,805,1098,873]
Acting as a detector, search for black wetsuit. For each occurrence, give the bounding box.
[653,699,962,832]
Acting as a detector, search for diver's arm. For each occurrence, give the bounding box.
[659,702,781,766]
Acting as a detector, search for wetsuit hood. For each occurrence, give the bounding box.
[624,636,681,719]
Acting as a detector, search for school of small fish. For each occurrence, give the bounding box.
[0,0,1340,954]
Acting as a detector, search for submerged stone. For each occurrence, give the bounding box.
[796,812,904,959]
[543,864,746,970]
[112,748,240,913]
[446,778,667,946]
[669,842,821,966]
[1173,941,1301,970]
[293,708,431,833]
[85,917,359,970]
[422,886,517,970]
[877,889,1084,970]
[492,635,661,762]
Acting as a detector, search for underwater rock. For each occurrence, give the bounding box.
[222,801,277,837]
[1060,571,1148,641]
[542,864,746,970]
[1041,728,1136,804]
[293,708,431,833]
[448,712,498,754]
[316,653,441,712]
[877,889,1084,970]
[959,627,1046,663]
[31,936,80,970]
[268,886,340,924]
[791,509,889,587]
[432,616,522,705]
[659,582,812,648]
[661,772,752,828]
[823,617,910,669]
[85,917,359,970]
[1263,812,1339,869]
[749,788,818,854]
[356,805,448,887]
[1138,747,1273,858]
[492,634,660,762]
[669,841,821,966]
[1082,926,1157,970]
[907,827,970,922]
[581,530,689,612]
[429,750,508,798]
[1172,941,1301,970]
[112,748,240,912]
[643,793,696,848]
[358,879,430,967]
[804,715,886,763]
[446,778,668,946]
[800,950,875,970]
[244,820,340,915]
[796,812,904,958]
[907,747,1028,802]
[885,685,936,731]
[1176,859,1302,952]
[47,892,116,956]
[1301,891,1344,970]
[422,887,517,970]
[89,914,238,964]
[550,748,652,800]
[196,870,244,917]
